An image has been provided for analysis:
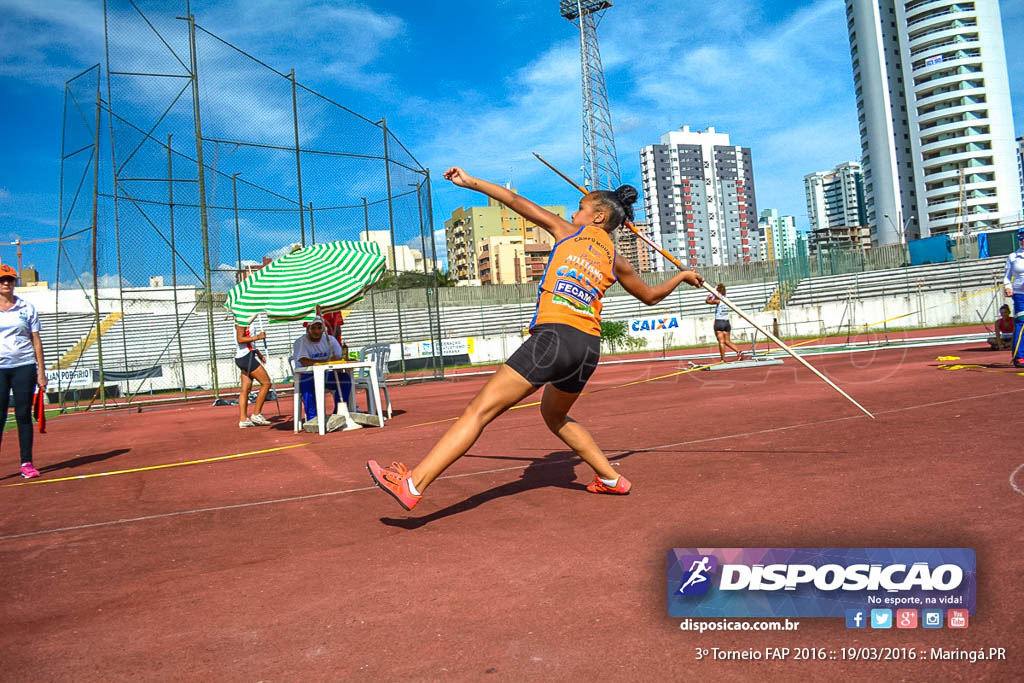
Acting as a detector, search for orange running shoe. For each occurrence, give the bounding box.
[367,460,422,511]
[586,474,631,495]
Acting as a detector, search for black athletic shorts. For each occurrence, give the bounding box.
[505,323,601,394]
[235,351,260,373]
[713,320,731,333]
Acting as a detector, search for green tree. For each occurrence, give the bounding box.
[600,320,647,353]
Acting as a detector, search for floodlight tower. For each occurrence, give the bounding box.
[561,0,621,191]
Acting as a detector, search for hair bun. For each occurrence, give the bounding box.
[614,185,638,207]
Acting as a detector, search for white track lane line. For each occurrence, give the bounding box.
[3,387,1023,542]
[1011,463,1024,498]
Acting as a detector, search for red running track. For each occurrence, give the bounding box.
[1,341,1022,680]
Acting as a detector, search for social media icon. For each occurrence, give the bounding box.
[845,609,866,629]
[896,609,918,628]
[922,609,943,629]
[871,609,892,629]
[948,609,968,629]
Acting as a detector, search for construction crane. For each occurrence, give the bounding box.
[2,236,84,274]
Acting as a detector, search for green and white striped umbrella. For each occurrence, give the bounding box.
[225,240,386,324]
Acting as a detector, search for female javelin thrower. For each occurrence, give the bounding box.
[367,167,703,511]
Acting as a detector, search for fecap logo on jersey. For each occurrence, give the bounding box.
[666,548,975,618]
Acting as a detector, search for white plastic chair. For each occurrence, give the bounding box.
[354,343,392,419]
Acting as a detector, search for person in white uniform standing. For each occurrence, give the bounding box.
[0,264,47,478]
[706,283,746,363]
[1004,228,1024,368]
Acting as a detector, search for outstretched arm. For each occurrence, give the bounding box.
[614,256,703,306]
[444,167,575,241]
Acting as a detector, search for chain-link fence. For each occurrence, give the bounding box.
[50,1,441,410]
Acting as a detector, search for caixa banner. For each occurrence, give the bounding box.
[667,548,975,618]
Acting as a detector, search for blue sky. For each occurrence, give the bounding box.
[1,0,1022,281]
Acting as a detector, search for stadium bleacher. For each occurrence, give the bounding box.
[37,256,1006,374]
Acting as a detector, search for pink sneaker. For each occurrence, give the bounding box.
[367,460,422,511]
[586,474,631,495]
[20,463,40,479]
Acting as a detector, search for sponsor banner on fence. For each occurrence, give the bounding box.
[667,548,975,618]
[402,337,475,359]
[45,368,94,388]
[631,316,681,333]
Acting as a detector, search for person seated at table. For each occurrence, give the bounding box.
[291,316,358,428]
[990,304,1015,350]
[317,305,349,360]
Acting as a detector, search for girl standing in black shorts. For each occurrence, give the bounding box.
[706,283,745,363]
[234,322,272,428]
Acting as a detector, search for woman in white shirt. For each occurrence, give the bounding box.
[706,283,746,363]
[0,264,47,478]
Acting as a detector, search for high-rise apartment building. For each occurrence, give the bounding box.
[805,162,869,251]
[757,209,799,262]
[846,0,1022,243]
[640,126,758,269]
[444,192,562,283]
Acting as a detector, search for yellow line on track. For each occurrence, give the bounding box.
[5,443,310,487]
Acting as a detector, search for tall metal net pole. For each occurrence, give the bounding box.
[90,74,107,407]
[55,79,69,410]
[381,118,406,382]
[363,197,379,345]
[424,170,443,380]
[169,134,188,401]
[290,69,306,247]
[412,179,437,378]
[103,2,130,401]
[187,14,219,398]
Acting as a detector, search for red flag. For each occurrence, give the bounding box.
[33,388,46,434]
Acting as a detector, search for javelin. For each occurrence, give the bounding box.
[532,152,874,419]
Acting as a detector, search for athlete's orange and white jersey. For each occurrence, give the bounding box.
[530,225,616,337]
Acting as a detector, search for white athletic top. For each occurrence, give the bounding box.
[0,296,41,369]
[291,334,343,365]
[714,302,730,321]
[1004,249,1024,295]
[235,323,255,358]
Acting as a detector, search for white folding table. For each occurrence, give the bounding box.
[292,360,385,435]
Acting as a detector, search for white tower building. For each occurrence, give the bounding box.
[846,0,1022,242]
[640,126,758,269]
